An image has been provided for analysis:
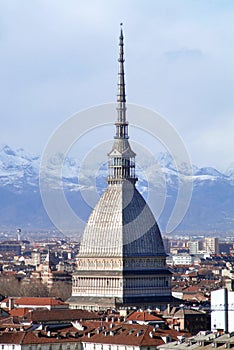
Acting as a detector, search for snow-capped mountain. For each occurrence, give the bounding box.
[225,162,234,180]
[0,144,39,191]
[0,144,234,234]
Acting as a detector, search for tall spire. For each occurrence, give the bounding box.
[107,25,137,185]
[115,23,128,139]
[117,24,126,104]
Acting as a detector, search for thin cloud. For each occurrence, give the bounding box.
[164,47,203,61]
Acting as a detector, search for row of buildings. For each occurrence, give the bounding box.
[163,236,234,258]
[0,295,233,349]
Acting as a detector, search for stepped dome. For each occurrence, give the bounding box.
[79,182,165,257]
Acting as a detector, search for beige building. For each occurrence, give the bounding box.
[204,237,219,254]
[31,251,72,288]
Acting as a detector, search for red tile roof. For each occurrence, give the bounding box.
[182,285,200,293]
[127,311,163,322]
[1,297,68,307]
[9,308,30,317]
[14,297,67,306]
[0,322,190,346]
[23,309,103,322]
[79,322,189,346]
[0,316,21,326]
[0,331,80,344]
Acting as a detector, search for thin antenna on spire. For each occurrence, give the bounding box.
[120,22,123,38]
[116,23,128,139]
[117,23,126,104]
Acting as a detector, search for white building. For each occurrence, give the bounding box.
[171,254,196,266]
[188,240,203,255]
[211,288,234,332]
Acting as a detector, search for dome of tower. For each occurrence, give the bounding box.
[78,181,165,258]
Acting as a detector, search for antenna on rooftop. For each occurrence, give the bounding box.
[17,228,21,241]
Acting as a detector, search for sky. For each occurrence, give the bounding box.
[0,0,234,171]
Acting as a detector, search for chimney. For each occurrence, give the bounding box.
[136,331,143,337]
[97,327,102,334]
[8,298,14,311]
[149,331,154,338]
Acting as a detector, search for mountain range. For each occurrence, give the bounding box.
[0,144,234,237]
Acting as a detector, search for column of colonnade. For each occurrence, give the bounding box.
[73,275,122,295]
[74,275,170,290]
[124,276,171,289]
